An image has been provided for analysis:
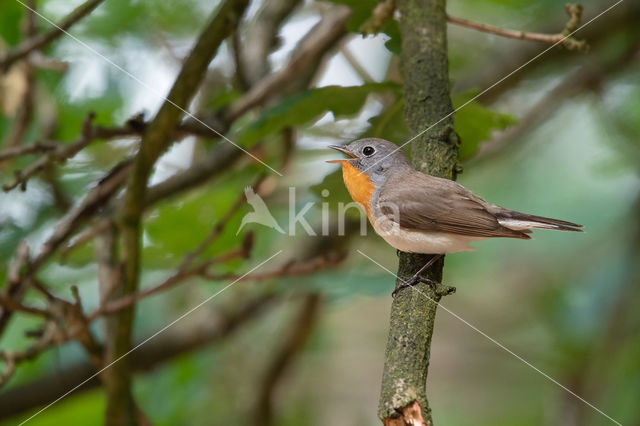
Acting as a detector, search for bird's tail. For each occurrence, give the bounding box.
[496,210,583,232]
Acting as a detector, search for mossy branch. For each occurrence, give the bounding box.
[378,0,459,424]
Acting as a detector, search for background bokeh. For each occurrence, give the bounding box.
[0,0,638,425]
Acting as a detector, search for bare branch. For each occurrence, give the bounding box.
[201,253,345,283]
[28,52,68,72]
[61,219,112,260]
[29,161,130,275]
[448,4,587,51]
[0,294,50,319]
[112,1,250,422]
[226,6,351,121]
[0,293,278,419]
[98,252,342,318]
[357,0,587,51]
[0,0,106,72]
[60,142,251,261]
[0,141,58,162]
[0,321,62,387]
[0,241,31,334]
[471,36,640,164]
[93,240,252,318]
[144,142,242,206]
[2,113,98,191]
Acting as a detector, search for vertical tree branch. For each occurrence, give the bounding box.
[378,0,459,424]
[106,1,249,424]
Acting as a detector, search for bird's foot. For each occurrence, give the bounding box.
[392,275,418,297]
[392,275,456,298]
[392,271,426,297]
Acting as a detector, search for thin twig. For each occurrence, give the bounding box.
[470,37,640,164]
[201,253,345,283]
[61,219,112,260]
[0,115,225,163]
[0,292,278,417]
[28,52,68,72]
[226,5,351,121]
[94,239,253,318]
[60,143,252,261]
[358,0,587,51]
[2,113,97,191]
[0,321,61,387]
[447,4,587,51]
[179,174,266,271]
[0,141,58,162]
[30,159,131,273]
[0,295,50,318]
[0,0,106,72]
[67,286,104,368]
[97,253,342,318]
[0,241,31,334]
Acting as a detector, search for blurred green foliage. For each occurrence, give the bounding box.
[0,0,638,425]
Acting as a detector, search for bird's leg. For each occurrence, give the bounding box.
[392,254,443,297]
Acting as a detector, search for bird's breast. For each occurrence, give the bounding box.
[339,162,374,216]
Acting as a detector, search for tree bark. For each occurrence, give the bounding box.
[378,0,459,424]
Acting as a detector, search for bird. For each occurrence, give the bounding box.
[237,186,285,235]
[327,138,582,292]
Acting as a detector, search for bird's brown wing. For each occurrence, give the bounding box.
[378,172,530,239]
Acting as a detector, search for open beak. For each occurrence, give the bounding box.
[326,145,357,164]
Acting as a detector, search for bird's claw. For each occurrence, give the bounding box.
[392,276,455,297]
[391,274,422,297]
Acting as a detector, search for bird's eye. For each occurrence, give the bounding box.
[363,146,375,156]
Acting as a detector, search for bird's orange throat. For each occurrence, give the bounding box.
[338,161,374,216]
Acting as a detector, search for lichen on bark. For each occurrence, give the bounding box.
[377,0,460,423]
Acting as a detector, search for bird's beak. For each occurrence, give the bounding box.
[326,145,357,163]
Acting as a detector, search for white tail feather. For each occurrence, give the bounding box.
[498,219,559,231]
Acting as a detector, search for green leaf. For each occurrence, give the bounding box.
[236,82,401,147]
[380,19,402,54]
[453,91,517,160]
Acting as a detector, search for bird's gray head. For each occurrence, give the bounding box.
[327,138,411,184]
